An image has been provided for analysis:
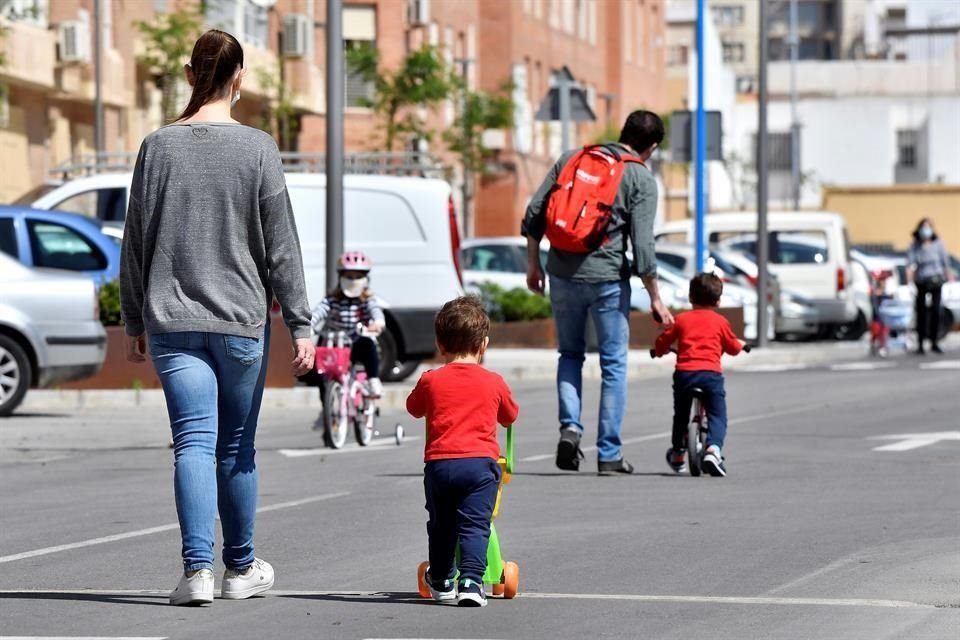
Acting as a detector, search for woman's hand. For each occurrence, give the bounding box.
[291,338,315,376]
[125,335,147,363]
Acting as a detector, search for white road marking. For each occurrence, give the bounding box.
[278,436,421,458]
[0,492,350,565]
[731,364,809,373]
[870,431,960,452]
[0,589,933,609]
[765,556,859,595]
[829,362,896,372]
[918,360,960,370]
[0,638,166,640]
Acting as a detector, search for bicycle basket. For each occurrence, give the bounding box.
[315,346,352,377]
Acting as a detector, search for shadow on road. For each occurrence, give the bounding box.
[0,592,169,607]
[280,591,434,607]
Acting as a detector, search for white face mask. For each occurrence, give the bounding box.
[340,276,368,298]
[919,225,933,240]
[231,90,240,107]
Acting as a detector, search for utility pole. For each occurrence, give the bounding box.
[789,0,801,210]
[326,0,344,291]
[757,0,771,347]
[694,0,706,272]
[93,0,104,165]
[558,71,571,152]
[455,57,474,238]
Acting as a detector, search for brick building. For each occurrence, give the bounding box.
[0,0,667,236]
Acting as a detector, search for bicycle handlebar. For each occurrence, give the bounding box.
[649,343,752,359]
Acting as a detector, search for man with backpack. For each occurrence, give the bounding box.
[522,110,674,475]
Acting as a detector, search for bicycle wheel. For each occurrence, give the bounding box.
[353,385,375,446]
[323,381,348,449]
[688,399,703,477]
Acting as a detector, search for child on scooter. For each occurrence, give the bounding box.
[310,251,385,397]
[406,296,519,607]
[654,272,744,477]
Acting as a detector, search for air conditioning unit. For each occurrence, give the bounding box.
[59,20,91,64]
[408,0,431,26]
[283,14,311,58]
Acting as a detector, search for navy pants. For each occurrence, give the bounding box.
[424,458,501,584]
[672,371,728,451]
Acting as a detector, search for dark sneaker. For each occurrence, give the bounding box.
[665,447,687,473]
[555,429,584,471]
[598,458,635,476]
[931,344,944,354]
[456,578,487,607]
[702,446,727,477]
[425,570,456,602]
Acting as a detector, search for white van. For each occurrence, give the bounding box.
[655,212,857,328]
[30,172,464,381]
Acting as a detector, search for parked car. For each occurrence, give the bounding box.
[29,172,463,381]
[0,253,106,416]
[656,212,857,336]
[0,206,120,285]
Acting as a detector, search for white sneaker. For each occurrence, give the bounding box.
[221,558,275,600]
[368,377,384,398]
[169,568,215,606]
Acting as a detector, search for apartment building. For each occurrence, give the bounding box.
[0,0,667,237]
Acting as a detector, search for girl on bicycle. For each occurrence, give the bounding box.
[311,251,385,397]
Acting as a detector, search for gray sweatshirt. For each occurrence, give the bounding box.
[907,238,950,284]
[120,123,311,340]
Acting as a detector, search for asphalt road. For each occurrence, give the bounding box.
[1,354,959,639]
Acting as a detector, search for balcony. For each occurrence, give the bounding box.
[0,18,57,90]
[56,47,127,107]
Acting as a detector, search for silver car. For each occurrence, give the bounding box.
[0,252,106,415]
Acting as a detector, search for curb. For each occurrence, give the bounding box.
[18,341,876,413]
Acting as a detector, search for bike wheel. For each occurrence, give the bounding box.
[323,381,348,449]
[354,389,375,447]
[688,400,703,477]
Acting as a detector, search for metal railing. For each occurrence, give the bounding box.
[49,151,451,182]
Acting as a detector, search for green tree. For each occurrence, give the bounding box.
[346,44,458,151]
[256,61,299,152]
[135,8,203,124]
[443,82,514,175]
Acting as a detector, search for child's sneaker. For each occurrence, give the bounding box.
[425,570,456,602]
[665,447,687,473]
[221,558,275,600]
[169,568,214,606]
[702,445,727,477]
[456,578,487,607]
[367,377,384,398]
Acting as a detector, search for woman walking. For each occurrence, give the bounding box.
[907,218,954,354]
[120,30,314,606]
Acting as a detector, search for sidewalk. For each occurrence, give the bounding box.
[18,337,914,414]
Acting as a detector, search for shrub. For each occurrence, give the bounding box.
[475,283,551,322]
[99,280,123,326]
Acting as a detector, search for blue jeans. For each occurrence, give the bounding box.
[424,458,501,584]
[549,276,631,463]
[149,329,269,572]
[672,371,728,451]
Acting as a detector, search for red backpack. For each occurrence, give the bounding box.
[544,144,646,253]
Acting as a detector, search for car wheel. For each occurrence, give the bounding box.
[936,308,953,342]
[832,312,867,341]
[0,335,31,417]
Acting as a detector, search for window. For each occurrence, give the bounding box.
[736,75,754,93]
[897,129,918,168]
[463,245,523,273]
[344,6,377,108]
[656,252,687,271]
[27,220,107,271]
[721,232,829,265]
[668,45,688,66]
[722,42,744,63]
[0,218,18,259]
[242,0,269,48]
[52,188,127,223]
[1,0,48,27]
[623,1,633,62]
[205,0,267,48]
[753,132,793,171]
[711,5,743,27]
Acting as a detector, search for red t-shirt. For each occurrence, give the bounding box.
[654,308,743,373]
[406,363,519,462]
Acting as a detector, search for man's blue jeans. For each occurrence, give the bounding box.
[549,276,631,463]
[149,329,269,572]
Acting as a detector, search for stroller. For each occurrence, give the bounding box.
[869,270,912,357]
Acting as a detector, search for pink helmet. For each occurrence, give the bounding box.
[337,250,371,272]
